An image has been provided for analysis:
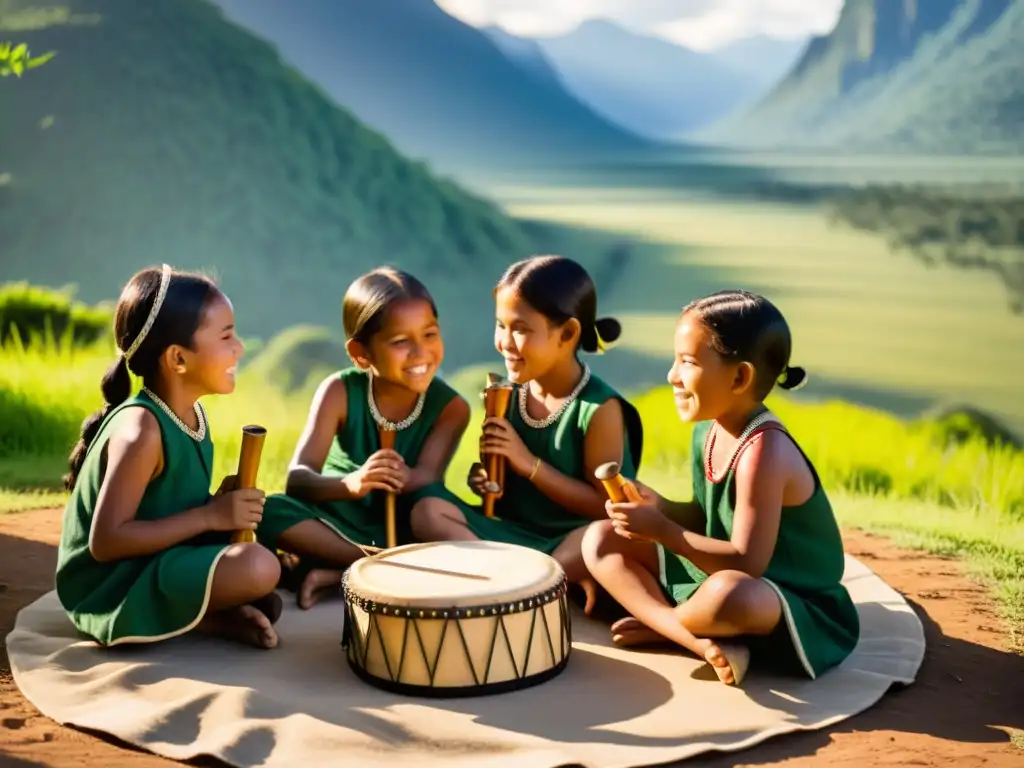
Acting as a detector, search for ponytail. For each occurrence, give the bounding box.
[580,316,622,354]
[63,355,133,491]
[777,365,808,391]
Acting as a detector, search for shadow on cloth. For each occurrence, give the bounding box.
[43,621,686,751]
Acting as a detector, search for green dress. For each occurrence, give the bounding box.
[258,368,461,551]
[56,391,230,646]
[413,372,644,555]
[658,417,860,679]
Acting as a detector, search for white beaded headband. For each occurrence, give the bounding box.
[120,263,172,363]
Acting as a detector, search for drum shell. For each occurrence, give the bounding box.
[340,546,572,697]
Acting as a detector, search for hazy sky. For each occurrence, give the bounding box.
[435,0,845,51]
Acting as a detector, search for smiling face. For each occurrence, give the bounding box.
[493,286,574,384]
[666,311,747,423]
[350,298,444,393]
[177,292,245,395]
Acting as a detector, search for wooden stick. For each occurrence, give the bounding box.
[379,426,398,549]
[231,425,267,544]
[481,372,513,518]
[594,461,643,505]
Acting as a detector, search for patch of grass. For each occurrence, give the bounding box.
[0,282,112,348]
[831,494,1024,655]
[0,487,66,513]
[0,453,67,491]
[0,335,316,497]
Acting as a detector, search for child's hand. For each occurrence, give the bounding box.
[605,484,670,543]
[343,449,408,498]
[215,474,238,496]
[466,462,488,497]
[632,480,666,513]
[206,488,266,532]
[479,417,536,477]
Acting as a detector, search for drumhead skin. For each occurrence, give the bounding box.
[346,540,564,608]
[341,541,572,698]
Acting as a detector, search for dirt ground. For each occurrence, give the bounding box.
[0,508,1021,768]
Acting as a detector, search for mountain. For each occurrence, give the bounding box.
[504,19,764,140]
[708,35,809,88]
[210,0,652,175]
[0,0,605,367]
[706,0,1024,154]
[483,25,563,89]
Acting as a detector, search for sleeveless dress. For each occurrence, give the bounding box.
[412,372,644,555]
[56,392,230,646]
[257,368,461,551]
[658,416,860,679]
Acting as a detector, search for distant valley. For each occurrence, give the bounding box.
[484,19,806,140]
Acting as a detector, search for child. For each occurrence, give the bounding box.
[257,267,470,609]
[581,289,860,686]
[410,255,644,604]
[56,265,283,650]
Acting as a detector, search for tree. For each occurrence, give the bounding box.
[0,41,55,77]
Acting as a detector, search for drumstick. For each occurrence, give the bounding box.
[481,373,514,518]
[231,425,267,544]
[594,461,644,504]
[378,426,398,549]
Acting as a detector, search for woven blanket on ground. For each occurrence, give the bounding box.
[7,555,924,768]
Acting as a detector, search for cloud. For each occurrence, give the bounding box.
[434,0,843,48]
[657,0,844,50]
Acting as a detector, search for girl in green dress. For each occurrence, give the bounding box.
[257,267,470,609]
[581,290,860,687]
[410,255,644,608]
[56,265,283,650]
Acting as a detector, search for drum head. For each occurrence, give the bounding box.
[346,541,564,609]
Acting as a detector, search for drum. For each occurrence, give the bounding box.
[341,540,571,697]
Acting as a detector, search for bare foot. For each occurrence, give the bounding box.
[250,591,283,625]
[298,567,344,610]
[610,616,671,647]
[703,641,750,686]
[278,551,302,571]
[275,551,305,592]
[198,605,278,649]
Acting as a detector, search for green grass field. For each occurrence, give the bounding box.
[485,189,1024,436]
[1,336,1022,651]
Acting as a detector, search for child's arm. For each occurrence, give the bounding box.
[657,432,786,578]
[89,409,262,562]
[285,376,404,501]
[486,399,627,520]
[404,395,471,492]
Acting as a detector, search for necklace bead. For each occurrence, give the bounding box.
[367,372,425,432]
[705,409,777,480]
[518,362,591,430]
[141,386,207,442]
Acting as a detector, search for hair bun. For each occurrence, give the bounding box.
[778,365,807,391]
[595,317,622,345]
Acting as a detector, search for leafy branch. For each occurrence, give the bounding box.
[0,41,56,77]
